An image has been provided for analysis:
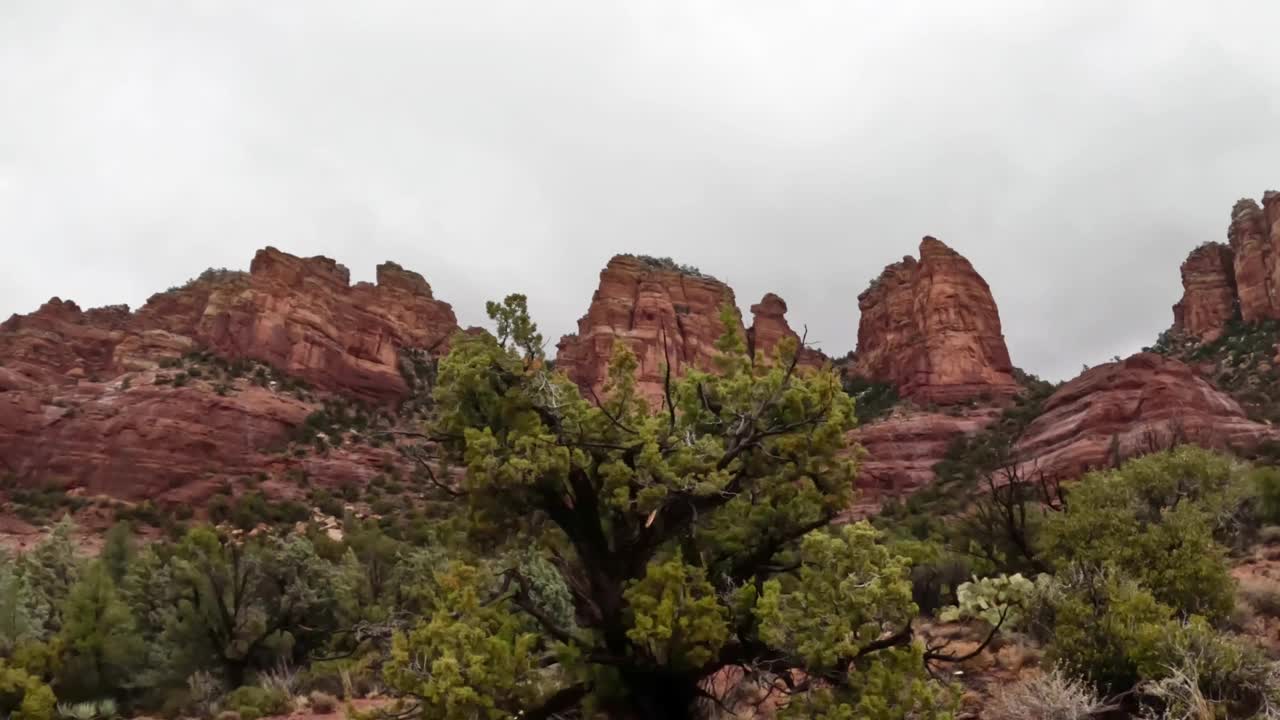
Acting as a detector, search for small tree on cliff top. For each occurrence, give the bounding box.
[386,298,956,719]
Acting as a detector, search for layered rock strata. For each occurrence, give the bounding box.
[853,237,1018,405]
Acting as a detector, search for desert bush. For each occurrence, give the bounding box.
[1138,620,1280,719]
[1240,581,1280,619]
[307,692,338,714]
[1042,447,1243,622]
[258,661,299,697]
[186,670,224,718]
[985,670,1111,720]
[222,686,291,720]
[1255,467,1280,525]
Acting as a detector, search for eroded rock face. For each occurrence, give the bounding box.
[848,406,1003,513]
[853,237,1017,405]
[1014,353,1278,480]
[1172,243,1238,342]
[556,256,824,404]
[0,248,458,501]
[1170,191,1280,339]
[746,293,827,369]
[1230,195,1280,324]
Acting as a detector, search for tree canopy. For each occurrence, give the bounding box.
[387,297,955,719]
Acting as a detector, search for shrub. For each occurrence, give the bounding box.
[1041,447,1243,622]
[308,692,338,714]
[939,572,1045,629]
[1045,569,1174,694]
[223,686,291,720]
[1240,581,1280,619]
[1139,621,1279,719]
[0,662,56,720]
[985,670,1110,720]
[1255,466,1280,525]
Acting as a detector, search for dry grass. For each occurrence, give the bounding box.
[307,692,338,715]
[984,670,1110,720]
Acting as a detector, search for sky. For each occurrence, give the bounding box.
[2,1,1279,382]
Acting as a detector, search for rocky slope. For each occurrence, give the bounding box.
[555,255,824,404]
[847,406,1004,510]
[842,238,1021,500]
[1014,353,1279,481]
[0,247,458,506]
[852,237,1018,406]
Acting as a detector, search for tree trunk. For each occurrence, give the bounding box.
[616,671,702,720]
[224,657,247,689]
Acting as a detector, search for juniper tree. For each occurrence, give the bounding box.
[388,300,957,719]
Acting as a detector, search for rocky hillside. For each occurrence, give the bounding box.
[6,191,1280,528]
[0,247,457,526]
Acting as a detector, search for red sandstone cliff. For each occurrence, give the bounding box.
[853,237,1017,406]
[1014,353,1278,480]
[0,248,458,503]
[1171,191,1280,340]
[1172,243,1237,342]
[556,255,824,404]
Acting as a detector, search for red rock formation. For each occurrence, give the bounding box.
[746,293,827,369]
[0,248,458,502]
[1229,195,1280,324]
[556,257,826,405]
[853,237,1017,405]
[1014,353,1277,480]
[1172,191,1280,339]
[1172,243,1238,342]
[848,406,1003,512]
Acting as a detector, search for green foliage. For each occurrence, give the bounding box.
[20,517,81,635]
[1045,569,1175,695]
[98,523,134,584]
[1153,318,1280,424]
[484,294,543,362]
[390,297,943,718]
[938,572,1045,628]
[1139,619,1280,718]
[756,524,914,672]
[161,527,351,686]
[840,374,899,424]
[0,661,56,720]
[1041,446,1242,621]
[207,492,310,531]
[623,555,728,671]
[54,562,144,701]
[383,563,542,720]
[776,644,959,720]
[0,552,49,655]
[222,685,290,720]
[1254,465,1280,524]
[875,373,1056,541]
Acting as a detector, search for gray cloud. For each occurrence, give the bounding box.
[3,1,1279,381]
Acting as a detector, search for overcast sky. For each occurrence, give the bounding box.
[3,1,1279,381]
